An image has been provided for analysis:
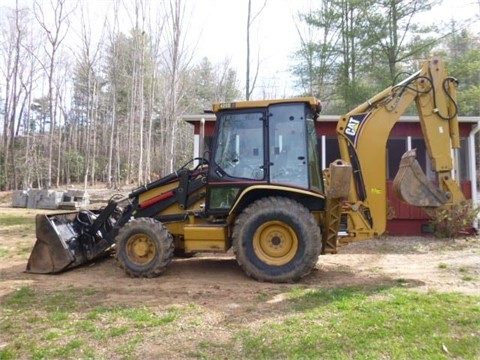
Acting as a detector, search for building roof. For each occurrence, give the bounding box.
[183,113,480,124]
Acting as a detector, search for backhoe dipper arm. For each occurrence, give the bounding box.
[336,57,465,241]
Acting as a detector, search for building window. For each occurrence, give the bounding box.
[387,139,408,180]
[324,137,340,167]
[458,138,469,181]
[410,138,428,178]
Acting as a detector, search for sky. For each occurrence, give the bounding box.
[2,0,480,99]
[187,0,310,98]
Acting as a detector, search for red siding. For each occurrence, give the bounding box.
[316,122,337,136]
[194,121,216,135]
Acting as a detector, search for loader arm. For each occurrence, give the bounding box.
[26,159,209,274]
[335,57,465,242]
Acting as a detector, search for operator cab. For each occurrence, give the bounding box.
[207,98,323,213]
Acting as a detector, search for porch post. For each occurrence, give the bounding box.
[469,122,480,228]
[193,134,200,167]
[469,125,479,202]
[321,135,326,169]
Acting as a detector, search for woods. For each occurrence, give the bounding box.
[1,0,479,191]
[292,0,480,114]
[0,0,241,191]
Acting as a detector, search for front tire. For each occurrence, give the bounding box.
[115,217,174,278]
[232,197,321,283]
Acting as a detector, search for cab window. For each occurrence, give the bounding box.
[213,111,264,180]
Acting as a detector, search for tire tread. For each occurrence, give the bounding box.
[115,217,174,278]
[232,196,321,283]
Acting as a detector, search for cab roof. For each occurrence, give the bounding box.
[212,97,321,113]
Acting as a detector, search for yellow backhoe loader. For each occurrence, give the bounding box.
[26,57,466,283]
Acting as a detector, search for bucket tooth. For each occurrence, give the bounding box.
[393,149,448,207]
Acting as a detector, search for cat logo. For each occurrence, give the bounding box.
[345,118,360,136]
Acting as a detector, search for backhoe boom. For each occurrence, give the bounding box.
[335,57,465,242]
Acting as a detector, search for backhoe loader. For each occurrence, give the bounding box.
[26,57,466,283]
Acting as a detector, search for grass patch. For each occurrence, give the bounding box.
[1,284,479,359]
[230,286,480,359]
[257,292,269,302]
[0,244,33,259]
[0,286,187,359]
[0,214,35,227]
[16,246,32,255]
[0,247,10,257]
[112,305,180,328]
[3,286,35,307]
[456,266,478,282]
[0,213,36,239]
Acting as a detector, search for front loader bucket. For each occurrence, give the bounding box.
[393,149,448,207]
[26,209,115,274]
[26,213,78,273]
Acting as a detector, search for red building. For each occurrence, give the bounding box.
[184,114,480,236]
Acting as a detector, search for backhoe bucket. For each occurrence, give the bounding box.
[26,209,115,274]
[393,149,448,207]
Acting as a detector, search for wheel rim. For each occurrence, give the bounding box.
[253,221,298,266]
[126,233,156,265]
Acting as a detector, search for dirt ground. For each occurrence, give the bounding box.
[9,236,478,298]
[1,203,479,310]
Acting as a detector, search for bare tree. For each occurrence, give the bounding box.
[144,4,166,183]
[105,0,121,189]
[159,0,194,173]
[33,0,76,188]
[129,0,147,185]
[0,2,42,190]
[245,0,266,100]
[19,27,43,189]
[74,1,105,188]
[1,3,24,189]
[55,55,73,186]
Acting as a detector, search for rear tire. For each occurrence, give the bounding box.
[115,218,174,278]
[232,197,321,283]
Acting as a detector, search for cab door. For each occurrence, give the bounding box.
[207,109,267,213]
[268,103,309,189]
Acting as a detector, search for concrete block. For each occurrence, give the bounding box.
[26,189,64,210]
[12,190,28,207]
[63,189,90,207]
[10,188,90,209]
